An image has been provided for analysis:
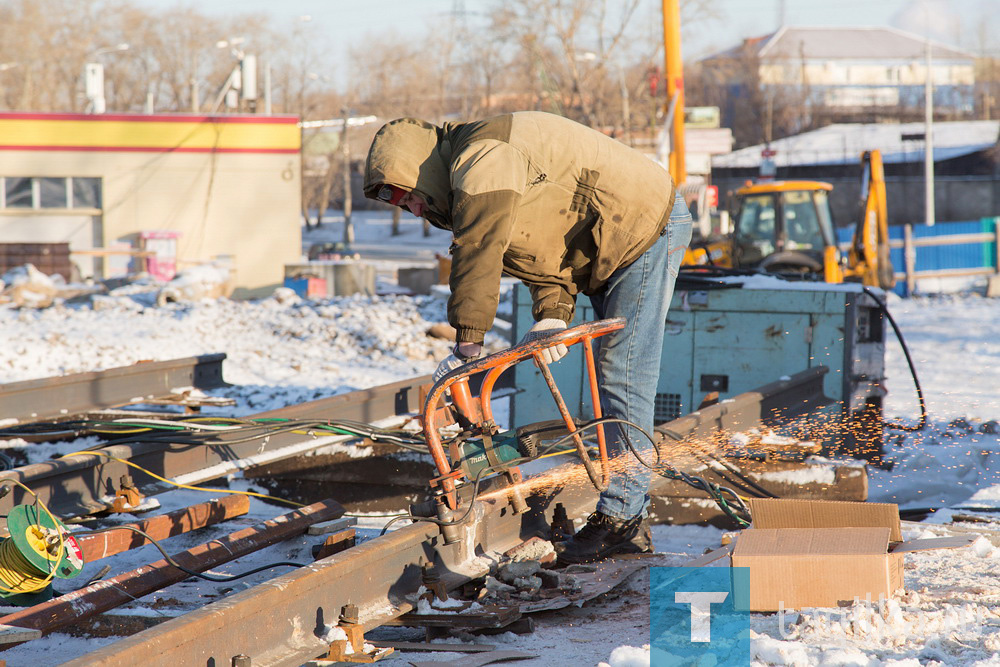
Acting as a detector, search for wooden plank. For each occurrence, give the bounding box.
[76,495,251,562]
[71,249,155,257]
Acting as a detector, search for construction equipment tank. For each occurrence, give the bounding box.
[509,278,887,458]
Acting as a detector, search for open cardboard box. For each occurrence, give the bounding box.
[689,499,976,612]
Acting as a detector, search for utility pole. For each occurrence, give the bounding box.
[619,63,632,146]
[662,0,686,184]
[264,61,272,115]
[341,109,354,245]
[924,33,936,226]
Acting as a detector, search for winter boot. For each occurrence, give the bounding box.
[555,512,653,565]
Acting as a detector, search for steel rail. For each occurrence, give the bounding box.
[63,463,601,667]
[57,367,830,667]
[0,354,228,424]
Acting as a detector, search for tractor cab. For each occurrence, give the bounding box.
[731,181,836,273]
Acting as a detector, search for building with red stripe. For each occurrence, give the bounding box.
[0,112,301,296]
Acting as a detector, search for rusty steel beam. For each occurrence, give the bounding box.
[0,499,343,646]
[0,375,432,517]
[0,354,227,424]
[76,495,251,562]
[61,466,602,667]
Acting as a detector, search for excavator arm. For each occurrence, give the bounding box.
[844,150,895,289]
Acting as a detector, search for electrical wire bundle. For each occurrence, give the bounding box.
[0,415,431,453]
[2,410,765,531]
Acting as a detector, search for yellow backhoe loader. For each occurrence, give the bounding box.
[684,150,895,290]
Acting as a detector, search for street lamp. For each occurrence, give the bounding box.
[216,37,245,59]
[93,43,130,57]
[85,43,130,114]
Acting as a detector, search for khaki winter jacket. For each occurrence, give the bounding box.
[364,111,676,344]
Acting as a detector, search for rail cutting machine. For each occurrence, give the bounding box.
[420,319,625,536]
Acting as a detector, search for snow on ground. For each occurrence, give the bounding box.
[0,210,999,666]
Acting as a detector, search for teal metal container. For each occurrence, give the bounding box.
[510,280,885,429]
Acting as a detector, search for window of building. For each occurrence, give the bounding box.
[4,177,33,208]
[71,178,102,208]
[0,176,102,210]
[39,177,68,208]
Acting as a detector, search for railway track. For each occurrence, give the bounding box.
[0,358,834,665]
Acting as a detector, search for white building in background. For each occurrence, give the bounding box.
[701,26,976,126]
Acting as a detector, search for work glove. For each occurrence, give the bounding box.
[433,344,482,382]
[519,318,568,365]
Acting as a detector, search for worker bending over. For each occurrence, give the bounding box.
[363,111,691,563]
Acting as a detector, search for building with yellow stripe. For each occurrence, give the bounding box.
[0,112,302,296]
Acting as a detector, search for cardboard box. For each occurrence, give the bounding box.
[725,499,974,611]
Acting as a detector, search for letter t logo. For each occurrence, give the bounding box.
[674,591,729,642]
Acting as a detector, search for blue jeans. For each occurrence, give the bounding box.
[589,192,692,520]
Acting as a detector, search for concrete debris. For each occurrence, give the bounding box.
[497,560,540,584]
[484,576,516,595]
[482,556,583,603]
[502,536,556,564]
[511,576,542,595]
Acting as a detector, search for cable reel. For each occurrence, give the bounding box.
[0,504,85,605]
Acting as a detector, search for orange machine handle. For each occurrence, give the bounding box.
[424,318,626,510]
[449,378,477,422]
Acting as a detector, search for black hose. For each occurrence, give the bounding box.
[862,286,927,431]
